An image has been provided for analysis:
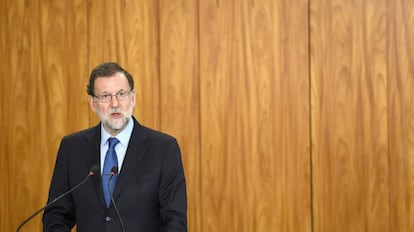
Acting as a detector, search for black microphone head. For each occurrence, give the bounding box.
[110,166,118,175]
[89,164,100,175]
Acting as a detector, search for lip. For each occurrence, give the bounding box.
[110,112,122,118]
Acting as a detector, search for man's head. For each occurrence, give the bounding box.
[87,62,136,135]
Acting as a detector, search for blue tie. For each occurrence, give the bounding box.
[102,137,120,207]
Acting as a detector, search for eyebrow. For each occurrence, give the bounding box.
[97,89,128,94]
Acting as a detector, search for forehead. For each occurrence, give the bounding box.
[94,72,130,93]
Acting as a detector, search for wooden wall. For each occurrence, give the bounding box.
[0,0,413,232]
[311,0,414,231]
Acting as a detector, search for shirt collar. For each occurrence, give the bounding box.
[100,117,134,146]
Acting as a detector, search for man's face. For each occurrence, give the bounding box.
[88,72,135,135]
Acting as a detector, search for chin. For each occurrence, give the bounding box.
[108,119,126,130]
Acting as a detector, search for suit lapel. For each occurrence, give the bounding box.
[84,125,107,208]
[85,126,101,169]
[113,119,149,200]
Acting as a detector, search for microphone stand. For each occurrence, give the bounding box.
[16,165,99,232]
[108,166,126,232]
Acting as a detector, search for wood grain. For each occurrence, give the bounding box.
[0,0,88,231]
[311,0,390,231]
[158,0,201,231]
[1,0,414,231]
[199,0,310,231]
[387,0,414,231]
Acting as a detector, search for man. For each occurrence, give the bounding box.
[42,62,187,232]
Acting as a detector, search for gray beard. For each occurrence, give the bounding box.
[95,105,134,134]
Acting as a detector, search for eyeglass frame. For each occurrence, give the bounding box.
[92,89,134,103]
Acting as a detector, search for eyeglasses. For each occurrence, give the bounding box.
[93,90,133,103]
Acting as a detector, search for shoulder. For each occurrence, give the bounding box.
[60,125,100,143]
[132,119,178,144]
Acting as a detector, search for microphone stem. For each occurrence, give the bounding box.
[108,175,126,232]
[16,174,92,232]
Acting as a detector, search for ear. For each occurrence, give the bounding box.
[130,90,136,107]
[88,95,97,112]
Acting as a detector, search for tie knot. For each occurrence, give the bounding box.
[108,137,120,149]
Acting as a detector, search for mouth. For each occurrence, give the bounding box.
[110,112,122,118]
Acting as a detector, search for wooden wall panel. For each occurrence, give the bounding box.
[311,0,390,231]
[87,0,160,128]
[0,0,88,231]
[2,0,413,232]
[158,0,201,231]
[199,0,310,231]
[387,0,414,231]
[0,1,10,229]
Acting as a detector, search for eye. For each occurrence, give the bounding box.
[101,93,111,100]
[118,91,127,97]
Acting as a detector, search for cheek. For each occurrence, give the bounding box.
[94,104,108,115]
[127,101,135,112]
[120,100,134,110]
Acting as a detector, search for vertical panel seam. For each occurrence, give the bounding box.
[86,0,91,125]
[308,0,315,231]
[196,0,203,231]
[385,1,392,230]
[157,0,162,130]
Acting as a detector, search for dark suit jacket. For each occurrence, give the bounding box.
[42,117,187,232]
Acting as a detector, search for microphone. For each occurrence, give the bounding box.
[16,164,100,232]
[108,166,125,232]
